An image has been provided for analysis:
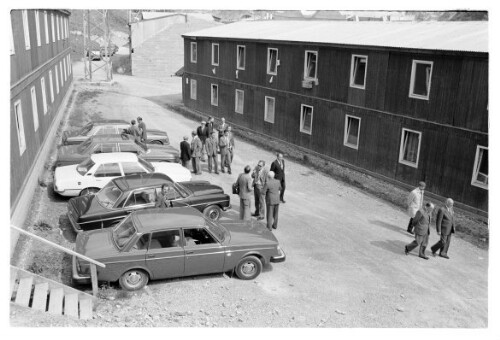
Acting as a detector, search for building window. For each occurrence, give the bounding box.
[212,43,219,66]
[30,87,39,132]
[40,77,48,115]
[304,51,318,81]
[56,15,60,40]
[44,11,49,44]
[68,55,72,75]
[63,58,67,81]
[344,115,361,149]
[471,146,488,189]
[22,10,30,50]
[190,79,197,100]
[235,90,244,114]
[409,60,433,100]
[350,55,368,89]
[55,67,59,94]
[48,70,54,102]
[9,14,15,55]
[34,10,41,47]
[63,17,67,39]
[300,105,313,135]
[211,84,218,106]
[14,100,26,155]
[264,96,275,123]
[66,18,69,39]
[399,128,422,168]
[60,62,64,86]
[51,13,55,43]
[267,48,278,75]
[237,45,246,70]
[190,42,197,63]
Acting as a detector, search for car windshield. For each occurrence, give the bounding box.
[77,137,94,153]
[112,218,137,249]
[205,219,226,242]
[96,182,123,208]
[77,123,93,136]
[76,158,95,176]
[137,157,154,172]
[173,183,190,197]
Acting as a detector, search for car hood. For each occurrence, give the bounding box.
[152,162,192,182]
[57,146,86,164]
[221,220,278,246]
[148,129,167,137]
[75,228,118,260]
[69,195,107,219]
[180,181,224,196]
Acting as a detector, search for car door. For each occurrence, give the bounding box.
[145,229,185,280]
[182,227,225,277]
[122,188,156,213]
[122,162,148,176]
[116,234,148,277]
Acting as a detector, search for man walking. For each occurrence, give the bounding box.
[270,153,286,203]
[217,117,228,138]
[264,171,281,231]
[405,202,434,260]
[197,120,209,162]
[205,131,219,174]
[180,136,191,169]
[406,181,426,234]
[431,198,455,259]
[251,160,267,220]
[235,165,253,220]
[129,119,141,142]
[227,126,235,163]
[190,130,202,175]
[219,130,232,174]
[137,116,147,142]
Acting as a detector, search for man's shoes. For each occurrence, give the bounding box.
[257,217,265,221]
[221,170,225,173]
[252,212,259,217]
[431,250,437,257]
[196,172,202,175]
[419,255,430,260]
[280,200,286,203]
[439,254,450,259]
[228,171,232,174]
[215,172,219,175]
[404,246,409,255]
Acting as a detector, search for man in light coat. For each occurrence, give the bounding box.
[405,202,434,260]
[430,198,455,259]
[406,181,426,234]
[236,165,253,220]
[251,160,268,220]
[264,171,281,231]
[205,131,219,174]
[190,130,202,175]
[219,130,232,174]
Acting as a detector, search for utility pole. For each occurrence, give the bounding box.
[83,9,113,82]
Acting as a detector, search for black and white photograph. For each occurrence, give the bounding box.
[5,0,497,337]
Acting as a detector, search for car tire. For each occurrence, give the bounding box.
[80,188,99,196]
[203,205,222,221]
[119,269,149,291]
[235,256,262,280]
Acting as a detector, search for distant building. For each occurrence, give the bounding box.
[182,21,488,214]
[10,9,73,208]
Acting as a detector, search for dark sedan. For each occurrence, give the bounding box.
[67,173,231,232]
[55,134,180,167]
[62,119,169,146]
[72,207,286,290]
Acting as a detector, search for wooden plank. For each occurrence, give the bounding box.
[32,282,49,311]
[15,276,33,307]
[90,264,99,297]
[64,293,79,318]
[10,269,18,301]
[48,287,64,315]
[79,298,93,320]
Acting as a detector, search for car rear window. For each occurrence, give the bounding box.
[97,182,123,208]
[205,219,226,242]
[112,219,137,249]
[76,158,95,176]
[138,157,154,172]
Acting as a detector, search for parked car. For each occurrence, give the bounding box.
[54,153,191,197]
[67,172,231,232]
[100,44,119,57]
[62,119,169,146]
[72,207,286,290]
[56,134,180,167]
[86,49,101,61]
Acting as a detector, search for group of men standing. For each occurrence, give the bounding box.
[180,117,235,175]
[404,181,456,260]
[128,117,147,142]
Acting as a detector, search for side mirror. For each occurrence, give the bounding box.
[87,173,93,176]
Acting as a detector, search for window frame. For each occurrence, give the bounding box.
[60,62,64,85]
[235,89,244,114]
[471,145,488,189]
[398,128,422,168]
[51,13,55,43]
[211,84,218,106]
[55,66,59,94]
[264,96,275,123]
[30,86,39,132]
[9,13,15,55]
[44,11,49,44]
[190,79,197,100]
[344,115,361,150]
[56,14,60,41]
[236,45,246,70]
[212,43,219,66]
[350,54,368,89]
[40,77,48,115]
[409,60,433,100]
[190,42,197,63]
[267,48,278,75]
[22,10,30,50]
[63,58,67,81]
[299,104,314,135]
[14,100,27,155]
[303,50,318,81]
[34,10,41,47]
[48,70,54,102]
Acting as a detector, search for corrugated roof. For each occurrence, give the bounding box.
[183,20,488,53]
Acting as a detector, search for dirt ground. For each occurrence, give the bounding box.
[10,64,489,328]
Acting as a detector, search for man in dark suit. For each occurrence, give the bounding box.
[129,119,141,142]
[264,171,281,231]
[405,202,434,260]
[180,135,191,168]
[270,153,286,203]
[207,116,215,135]
[236,165,253,220]
[197,120,209,162]
[205,131,219,174]
[155,184,173,208]
[431,198,455,259]
[137,116,147,142]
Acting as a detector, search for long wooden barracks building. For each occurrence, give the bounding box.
[10,9,73,208]
[182,21,488,214]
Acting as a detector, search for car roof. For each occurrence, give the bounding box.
[92,119,130,125]
[133,207,206,232]
[90,152,139,162]
[87,134,136,143]
[113,173,173,191]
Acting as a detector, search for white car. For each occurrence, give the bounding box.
[54,153,191,197]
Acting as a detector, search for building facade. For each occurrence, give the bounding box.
[10,9,73,208]
[182,21,488,213]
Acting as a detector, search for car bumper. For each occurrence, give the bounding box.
[72,256,91,285]
[270,247,286,263]
[54,188,80,197]
[67,212,82,233]
[222,204,231,211]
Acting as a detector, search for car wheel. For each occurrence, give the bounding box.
[119,269,149,291]
[235,256,262,280]
[203,205,222,221]
[80,188,99,196]
[150,140,163,145]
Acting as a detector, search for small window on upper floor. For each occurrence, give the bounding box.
[51,13,55,43]
[471,146,488,189]
[30,86,39,132]
[399,128,422,168]
[344,115,361,149]
[56,14,60,41]
[22,10,30,50]
[14,100,27,155]
[212,43,219,66]
[300,104,313,135]
[44,11,49,44]
[190,42,197,63]
[35,10,41,47]
[40,77,48,115]
[350,55,368,89]
[409,60,433,100]
[55,66,59,94]
[237,45,246,70]
[264,96,275,123]
[9,14,15,55]
[48,70,54,103]
[304,50,318,81]
[267,48,278,75]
